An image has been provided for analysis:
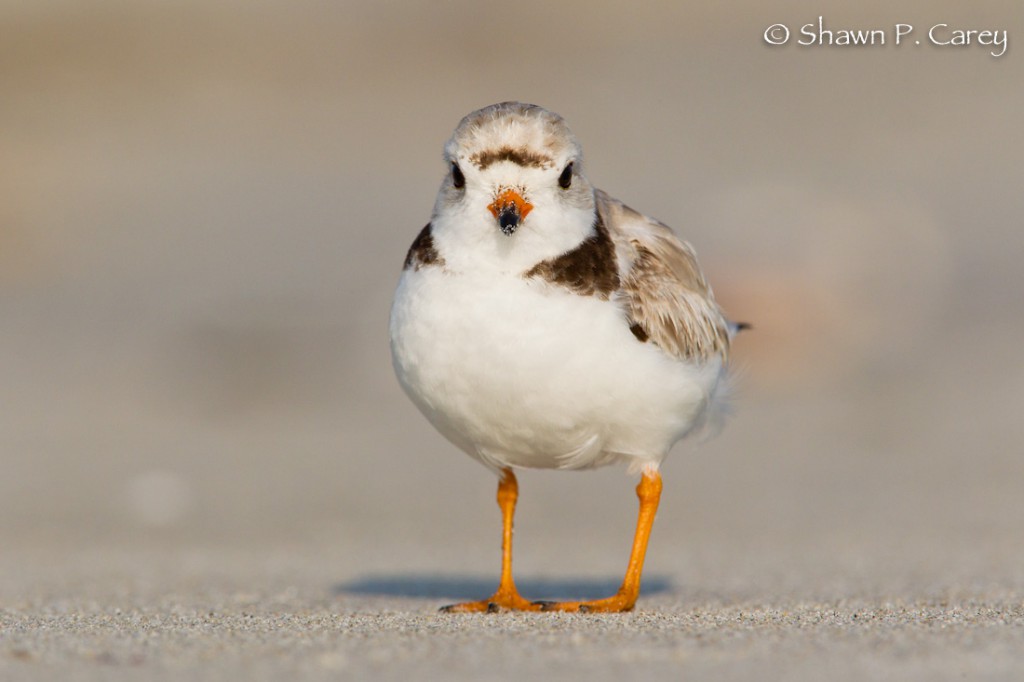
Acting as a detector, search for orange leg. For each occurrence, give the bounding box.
[536,470,663,613]
[440,469,540,612]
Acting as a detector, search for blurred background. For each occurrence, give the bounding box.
[2,0,1022,597]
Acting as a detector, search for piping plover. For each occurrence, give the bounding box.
[389,102,744,612]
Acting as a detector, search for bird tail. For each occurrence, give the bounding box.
[728,320,752,336]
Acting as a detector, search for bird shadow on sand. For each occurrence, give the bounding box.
[333,574,673,602]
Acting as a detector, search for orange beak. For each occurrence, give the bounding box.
[487,188,533,235]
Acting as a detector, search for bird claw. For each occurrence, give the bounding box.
[531,600,593,613]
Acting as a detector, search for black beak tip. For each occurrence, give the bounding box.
[498,209,519,235]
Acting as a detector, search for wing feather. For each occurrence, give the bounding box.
[596,190,731,362]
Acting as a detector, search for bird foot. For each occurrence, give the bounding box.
[531,592,637,613]
[440,590,541,613]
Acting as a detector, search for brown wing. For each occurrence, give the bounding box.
[596,190,731,362]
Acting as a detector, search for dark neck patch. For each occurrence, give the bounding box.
[404,223,444,271]
[523,214,620,299]
[470,146,554,170]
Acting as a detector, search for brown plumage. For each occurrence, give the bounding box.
[521,189,731,362]
[470,146,555,170]
[605,191,732,362]
[404,223,444,271]
[523,212,620,299]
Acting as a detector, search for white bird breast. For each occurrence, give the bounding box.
[389,265,724,473]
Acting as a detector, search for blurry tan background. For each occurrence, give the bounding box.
[2,1,1023,678]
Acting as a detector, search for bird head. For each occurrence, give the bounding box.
[431,102,597,271]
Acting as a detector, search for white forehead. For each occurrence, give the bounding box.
[444,102,582,170]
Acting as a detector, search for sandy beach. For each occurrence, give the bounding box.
[2,1,1023,679]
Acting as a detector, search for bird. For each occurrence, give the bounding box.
[389,102,743,613]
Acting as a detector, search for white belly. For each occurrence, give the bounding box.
[389,268,723,472]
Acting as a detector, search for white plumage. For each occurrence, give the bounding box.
[390,263,724,473]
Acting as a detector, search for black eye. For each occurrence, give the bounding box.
[451,162,465,189]
[558,162,573,189]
